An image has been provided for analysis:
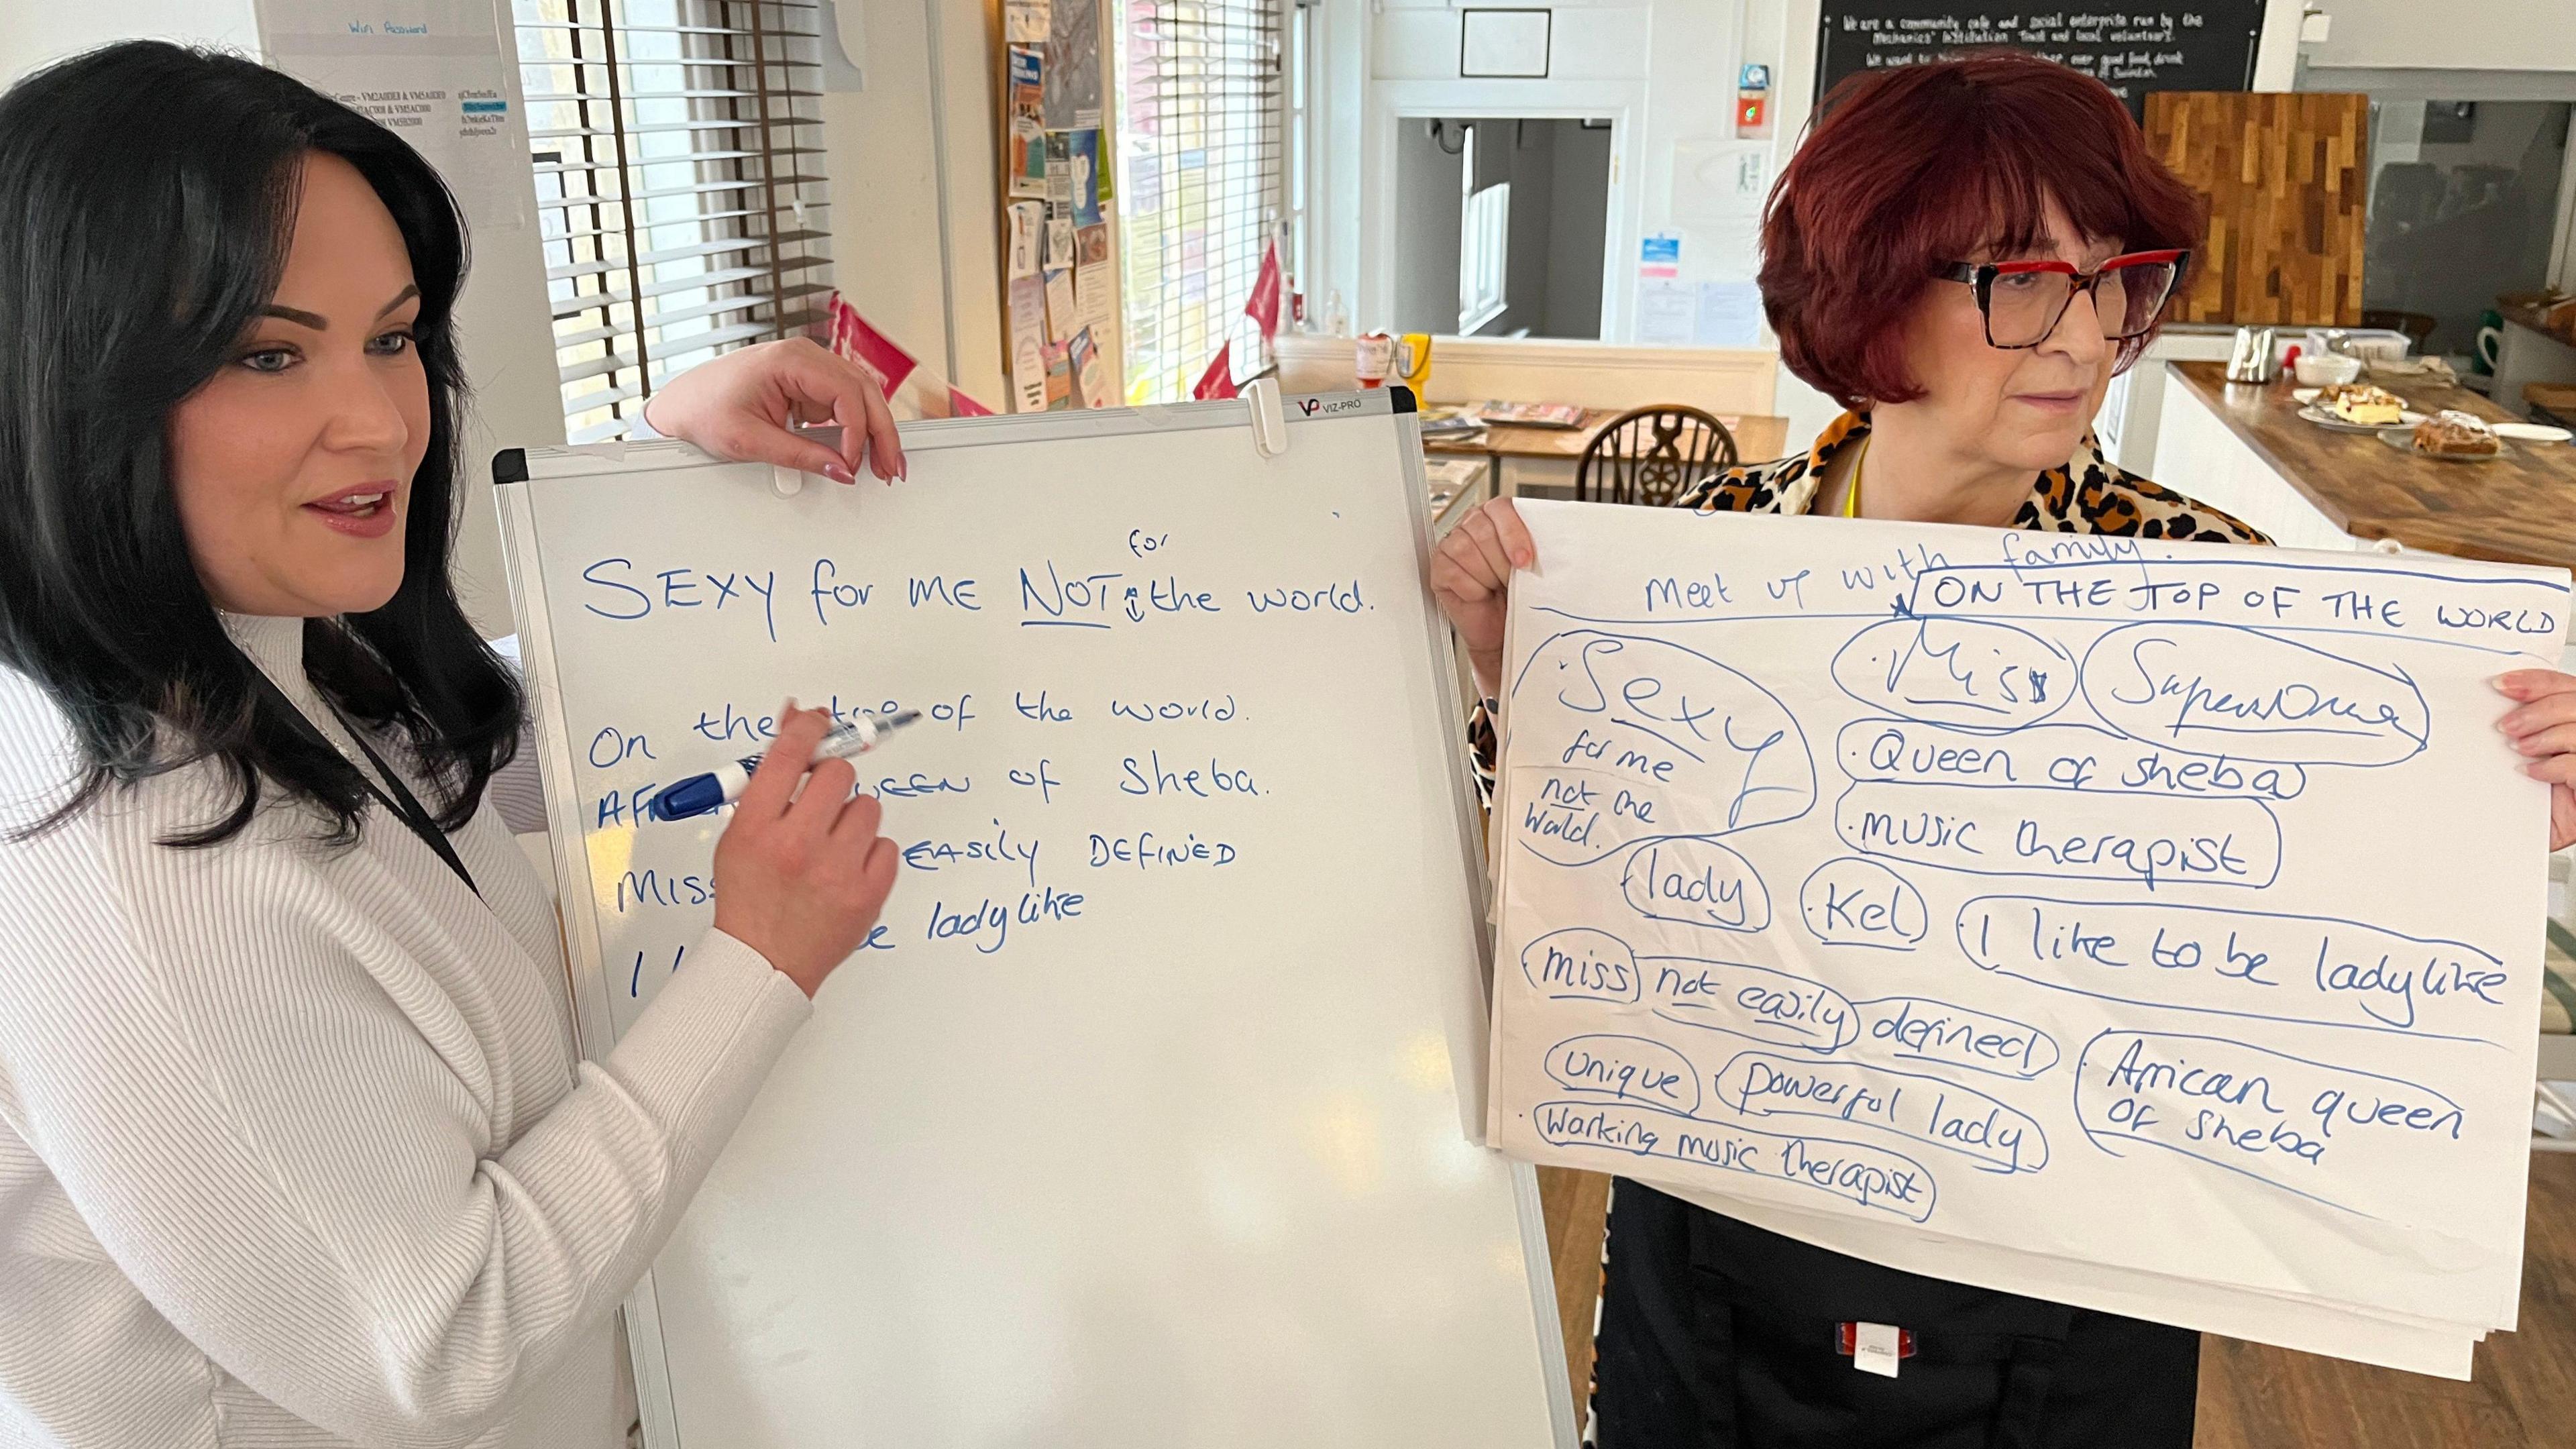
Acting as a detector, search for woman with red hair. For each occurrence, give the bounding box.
[1435,52,2576,1446]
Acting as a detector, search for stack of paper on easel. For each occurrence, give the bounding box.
[1483,500,2574,1377]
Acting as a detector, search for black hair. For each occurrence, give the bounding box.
[0,41,520,847]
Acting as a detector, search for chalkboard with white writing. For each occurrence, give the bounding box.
[1814,4,2268,119]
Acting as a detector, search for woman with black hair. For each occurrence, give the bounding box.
[0,42,908,1446]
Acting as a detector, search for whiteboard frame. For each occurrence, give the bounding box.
[492,388,1578,1449]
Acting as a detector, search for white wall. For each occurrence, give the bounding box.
[818,0,1006,407]
[0,3,260,72]
[1389,119,1468,335]
[2310,1,2576,73]
[1387,117,1597,338]
[1316,0,1780,430]
[1543,123,1612,339]
[1338,3,1641,340]
[1,1,564,639]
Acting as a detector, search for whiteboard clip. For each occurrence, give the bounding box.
[1245,376,1288,460]
[771,464,804,499]
[2371,537,2402,555]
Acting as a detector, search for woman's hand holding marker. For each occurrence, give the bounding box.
[711,702,903,997]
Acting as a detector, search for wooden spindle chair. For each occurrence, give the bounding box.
[1572,406,1739,507]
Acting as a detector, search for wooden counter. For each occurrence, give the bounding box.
[2165,360,2576,574]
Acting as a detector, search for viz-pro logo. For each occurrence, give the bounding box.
[1295,396,1366,417]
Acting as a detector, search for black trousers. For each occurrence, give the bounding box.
[1589,1180,2200,1449]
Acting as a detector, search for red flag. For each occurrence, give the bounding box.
[1192,342,1238,400]
[947,387,995,417]
[826,293,918,398]
[1243,240,1283,342]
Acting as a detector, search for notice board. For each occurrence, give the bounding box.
[1813,2,2268,119]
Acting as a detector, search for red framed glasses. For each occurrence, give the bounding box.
[1934,249,2190,349]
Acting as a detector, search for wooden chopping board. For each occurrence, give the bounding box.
[2144,91,2368,328]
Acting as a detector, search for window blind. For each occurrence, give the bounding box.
[512,0,833,443]
[1116,0,1285,404]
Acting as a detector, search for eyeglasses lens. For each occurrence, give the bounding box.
[1986,260,2178,347]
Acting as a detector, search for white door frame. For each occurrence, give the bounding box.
[1365,85,1644,341]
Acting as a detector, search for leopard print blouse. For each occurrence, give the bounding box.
[1463,410,2268,790]
[1678,409,2268,542]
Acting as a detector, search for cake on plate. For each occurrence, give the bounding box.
[2320,382,2404,427]
[2412,409,2501,458]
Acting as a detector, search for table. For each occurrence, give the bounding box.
[1423,455,1492,533]
[1424,407,1792,497]
[2159,360,2576,573]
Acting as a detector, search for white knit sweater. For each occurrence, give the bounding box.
[0,614,810,1448]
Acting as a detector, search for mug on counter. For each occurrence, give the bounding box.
[1354,331,1395,388]
[1356,331,1431,390]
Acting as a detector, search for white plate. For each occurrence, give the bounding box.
[2298,403,2427,433]
[2292,387,2320,403]
[2493,422,2571,444]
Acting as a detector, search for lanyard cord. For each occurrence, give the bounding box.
[244,667,482,900]
[1844,434,1869,519]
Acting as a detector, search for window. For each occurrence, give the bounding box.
[1116,0,1287,403]
[1458,122,1509,333]
[2359,99,2573,356]
[1285,0,1312,301]
[512,0,833,443]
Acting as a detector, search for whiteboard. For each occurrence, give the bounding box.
[494,392,1573,1448]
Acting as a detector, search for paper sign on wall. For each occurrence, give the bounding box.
[1074,223,1114,337]
[1067,129,1104,225]
[258,0,529,227]
[1007,200,1045,279]
[1488,501,2570,1375]
[1008,274,1048,412]
[1042,0,1102,128]
[1042,339,1073,409]
[1636,280,1694,346]
[1693,281,1762,347]
[1638,278,1762,348]
[1007,47,1046,199]
[1068,326,1112,409]
[1044,267,1079,341]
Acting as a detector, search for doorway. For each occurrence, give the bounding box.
[1391,117,1613,339]
[2362,99,2573,356]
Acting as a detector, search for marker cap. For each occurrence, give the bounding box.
[649,759,752,821]
[650,774,728,822]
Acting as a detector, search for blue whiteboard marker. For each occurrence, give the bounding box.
[650,710,922,821]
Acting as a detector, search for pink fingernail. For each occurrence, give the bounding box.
[824,463,857,486]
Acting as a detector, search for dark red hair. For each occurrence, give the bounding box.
[1760,52,2204,409]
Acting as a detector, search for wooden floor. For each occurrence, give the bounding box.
[2197,1150,2576,1449]
[1537,1153,2576,1447]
